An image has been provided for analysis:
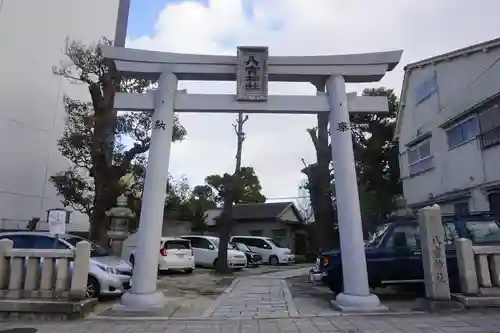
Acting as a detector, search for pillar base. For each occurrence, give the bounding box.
[116,291,166,312]
[331,292,388,313]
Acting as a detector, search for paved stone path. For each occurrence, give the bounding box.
[208,278,296,319]
[204,267,310,319]
[2,313,500,332]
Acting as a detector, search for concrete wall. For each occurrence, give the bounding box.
[161,220,192,237]
[398,44,500,212]
[0,0,120,230]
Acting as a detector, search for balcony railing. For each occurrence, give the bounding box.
[479,125,500,149]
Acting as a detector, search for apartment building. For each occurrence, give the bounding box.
[0,0,129,231]
[395,37,500,216]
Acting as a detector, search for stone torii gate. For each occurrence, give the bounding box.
[101,45,402,312]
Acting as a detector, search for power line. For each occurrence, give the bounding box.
[265,195,310,201]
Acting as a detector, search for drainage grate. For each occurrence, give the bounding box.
[0,329,38,333]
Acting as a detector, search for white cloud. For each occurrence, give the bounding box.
[127,0,500,201]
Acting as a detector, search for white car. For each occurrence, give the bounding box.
[0,232,132,298]
[180,235,247,269]
[122,234,194,273]
[230,236,295,265]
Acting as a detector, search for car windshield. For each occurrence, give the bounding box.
[211,238,219,248]
[211,238,235,249]
[366,223,390,246]
[266,238,285,248]
[465,220,500,244]
[233,242,250,252]
[64,236,109,257]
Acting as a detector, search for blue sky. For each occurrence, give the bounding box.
[127,0,254,40]
[127,0,172,39]
[121,0,500,204]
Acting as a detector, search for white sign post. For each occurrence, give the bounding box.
[48,209,67,235]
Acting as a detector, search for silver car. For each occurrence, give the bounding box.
[0,232,133,298]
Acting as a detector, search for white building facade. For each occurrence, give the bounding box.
[396,37,500,216]
[0,0,129,231]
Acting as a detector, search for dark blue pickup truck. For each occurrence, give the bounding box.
[315,213,500,294]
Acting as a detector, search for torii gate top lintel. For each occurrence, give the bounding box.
[100,45,402,83]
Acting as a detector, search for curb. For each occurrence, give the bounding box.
[281,280,299,317]
[86,310,428,321]
[200,277,241,318]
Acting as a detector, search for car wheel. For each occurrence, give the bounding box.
[185,268,194,274]
[86,275,100,299]
[269,255,279,266]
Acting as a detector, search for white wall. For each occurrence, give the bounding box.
[0,0,120,230]
[398,45,500,209]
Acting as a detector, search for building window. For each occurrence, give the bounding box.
[407,140,433,175]
[272,229,288,248]
[446,117,478,149]
[479,105,500,149]
[249,230,263,236]
[454,201,470,215]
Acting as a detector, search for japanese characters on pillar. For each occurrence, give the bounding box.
[236,46,268,101]
[418,204,451,300]
[337,121,350,132]
[153,119,166,131]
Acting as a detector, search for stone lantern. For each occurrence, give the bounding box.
[389,195,415,218]
[106,194,135,256]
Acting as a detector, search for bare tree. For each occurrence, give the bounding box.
[216,112,249,274]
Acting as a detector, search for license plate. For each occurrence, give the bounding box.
[177,254,184,258]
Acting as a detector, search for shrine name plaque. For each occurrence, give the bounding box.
[236,46,269,101]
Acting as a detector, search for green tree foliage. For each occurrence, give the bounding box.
[204,166,266,205]
[351,87,403,222]
[302,87,403,247]
[50,38,186,245]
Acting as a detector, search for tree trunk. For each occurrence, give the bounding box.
[216,113,247,274]
[216,181,234,274]
[89,194,112,247]
[315,112,337,250]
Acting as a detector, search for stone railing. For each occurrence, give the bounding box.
[0,238,90,300]
[456,238,500,296]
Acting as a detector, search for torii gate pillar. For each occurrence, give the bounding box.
[327,75,384,311]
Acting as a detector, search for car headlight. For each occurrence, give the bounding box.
[98,264,117,274]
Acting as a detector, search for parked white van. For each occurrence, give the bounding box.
[230,236,295,265]
[122,234,194,273]
[180,235,247,269]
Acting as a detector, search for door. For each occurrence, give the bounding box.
[188,237,215,266]
[246,238,273,261]
[381,223,423,283]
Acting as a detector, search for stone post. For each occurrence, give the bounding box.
[0,239,13,290]
[106,194,134,257]
[70,241,91,300]
[326,75,384,312]
[418,205,450,300]
[456,238,479,295]
[120,72,177,310]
